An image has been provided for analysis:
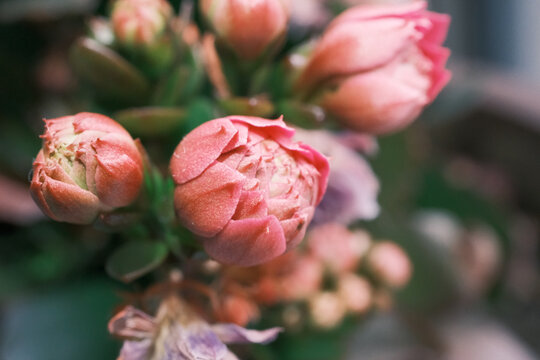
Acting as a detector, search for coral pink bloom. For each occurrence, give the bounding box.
[201,0,290,59]
[170,115,329,267]
[296,1,451,134]
[30,112,143,224]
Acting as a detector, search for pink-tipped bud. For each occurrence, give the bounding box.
[201,0,290,60]
[111,0,173,48]
[296,1,451,134]
[30,113,144,224]
[367,241,412,288]
[170,115,329,267]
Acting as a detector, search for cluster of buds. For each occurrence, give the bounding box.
[215,223,412,330]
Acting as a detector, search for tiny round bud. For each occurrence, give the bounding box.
[337,273,372,314]
[309,292,347,329]
[367,241,412,288]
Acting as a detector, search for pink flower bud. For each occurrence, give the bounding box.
[308,292,347,329]
[170,115,329,266]
[307,223,371,273]
[337,273,372,314]
[30,113,144,224]
[201,0,290,59]
[111,0,173,48]
[367,241,412,288]
[296,1,451,134]
[217,294,260,326]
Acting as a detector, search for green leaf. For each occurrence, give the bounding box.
[70,37,150,105]
[184,98,216,132]
[277,100,325,129]
[114,107,186,137]
[219,96,275,117]
[106,240,168,283]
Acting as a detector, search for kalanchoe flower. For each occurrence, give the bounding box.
[170,115,329,267]
[295,1,451,134]
[201,0,290,60]
[109,297,282,360]
[111,0,173,48]
[294,129,380,224]
[30,112,144,224]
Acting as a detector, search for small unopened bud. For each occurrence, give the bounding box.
[217,295,259,326]
[30,113,144,224]
[337,273,372,314]
[367,241,412,288]
[201,0,290,60]
[309,292,346,329]
[111,0,173,49]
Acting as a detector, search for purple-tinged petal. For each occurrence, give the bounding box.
[118,339,154,360]
[210,324,283,345]
[166,323,228,360]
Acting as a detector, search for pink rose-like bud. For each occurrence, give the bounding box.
[112,0,173,48]
[170,115,329,266]
[30,113,144,224]
[201,0,290,60]
[296,1,451,134]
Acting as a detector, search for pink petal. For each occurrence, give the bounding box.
[204,216,286,266]
[330,1,427,25]
[39,175,101,224]
[232,190,267,220]
[174,161,245,237]
[171,119,238,184]
[93,135,143,208]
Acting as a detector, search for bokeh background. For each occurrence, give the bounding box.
[0,0,539,359]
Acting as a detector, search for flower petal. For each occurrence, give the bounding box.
[174,161,244,237]
[210,324,283,345]
[204,216,286,266]
[170,119,238,184]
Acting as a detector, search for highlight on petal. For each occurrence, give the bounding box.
[210,324,283,345]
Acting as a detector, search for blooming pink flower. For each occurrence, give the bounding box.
[170,115,329,267]
[30,112,144,224]
[111,0,173,48]
[201,0,290,59]
[296,1,451,134]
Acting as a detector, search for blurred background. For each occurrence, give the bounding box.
[0,0,539,359]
